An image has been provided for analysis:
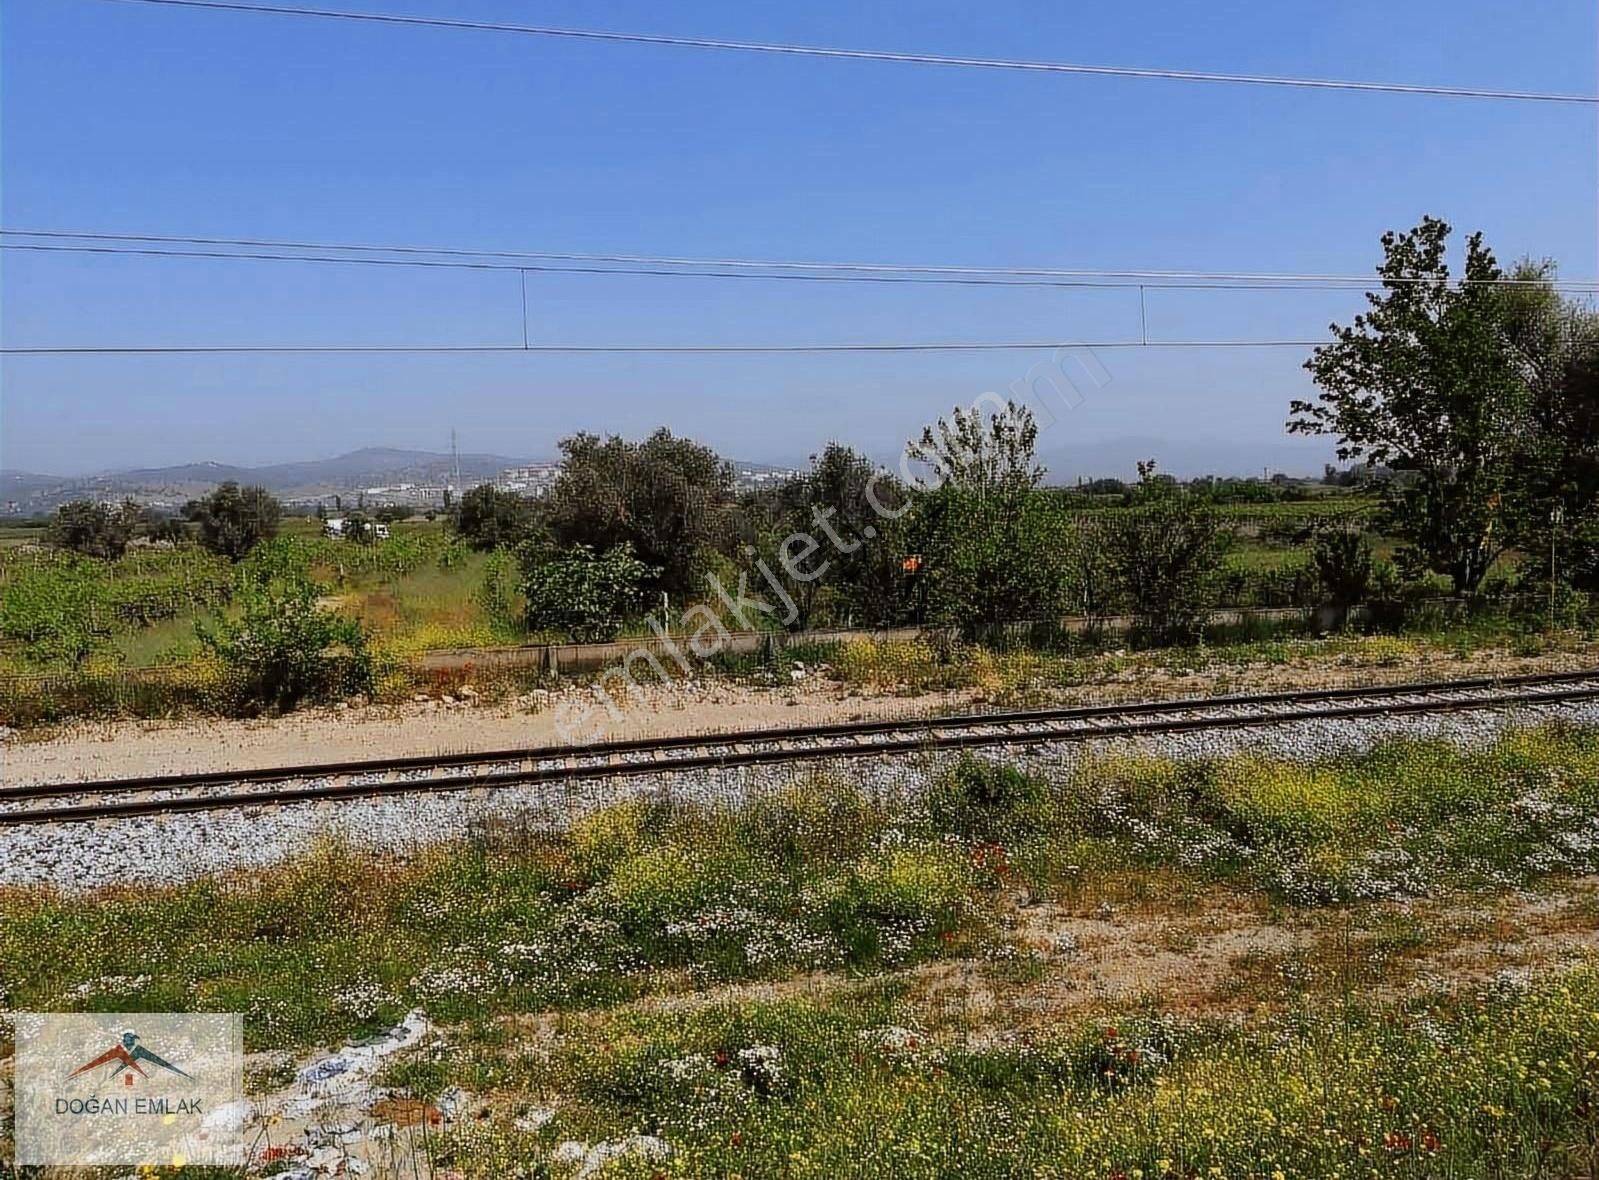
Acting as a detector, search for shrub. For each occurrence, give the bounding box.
[569,801,656,883]
[924,755,1050,843]
[45,499,141,559]
[1313,526,1374,614]
[1102,476,1229,643]
[519,541,657,642]
[183,482,282,560]
[474,547,523,638]
[740,777,887,867]
[196,571,372,713]
[821,843,974,960]
[451,483,541,552]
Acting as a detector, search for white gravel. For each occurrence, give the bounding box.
[6,700,1599,893]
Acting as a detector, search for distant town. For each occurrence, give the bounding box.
[0,450,804,518]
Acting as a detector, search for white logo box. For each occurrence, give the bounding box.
[12,1012,244,1166]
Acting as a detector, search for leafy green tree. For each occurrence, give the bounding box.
[1103,463,1228,643]
[757,445,909,629]
[46,499,142,559]
[546,429,733,598]
[904,402,1070,633]
[1060,518,1121,620]
[197,569,371,713]
[1491,262,1599,591]
[450,484,540,551]
[341,510,378,545]
[519,542,657,642]
[907,399,1042,493]
[183,482,282,560]
[1288,217,1526,593]
[913,488,1072,633]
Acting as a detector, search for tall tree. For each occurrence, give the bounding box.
[1493,262,1599,590]
[758,444,910,629]
[46,499,142,559]
[183,482,282,561]
[1288,217,1527,593]
[907,399,1043,494]
[1101,462,1228,643]
[451,483,541,551]
[546,429,734,598]
[906,402,1070,632]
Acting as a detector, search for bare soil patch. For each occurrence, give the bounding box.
[5,644,1597,785]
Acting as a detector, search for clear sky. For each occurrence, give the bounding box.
[2,0,1595,477]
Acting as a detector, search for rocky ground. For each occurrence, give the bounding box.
[7,698,1599,893]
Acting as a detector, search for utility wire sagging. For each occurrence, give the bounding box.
[99,0,1599,105]
[6,230,1597,292]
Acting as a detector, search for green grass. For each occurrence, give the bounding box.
[0,775,988,1056]
[7,728,1599,1174]
[428,968,1599,1179]
[7,725,1599,1054]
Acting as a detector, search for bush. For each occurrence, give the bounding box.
[1102,475,1229,643]
[519,541,657,642]
[197,571,372,713]
[821,844,974,960]
[1313,527,1374,613]
[451,483,541,552]
[45,499,141,559]
[740,777,888,867]
[925,755,1051,843]
[184,482,282,560]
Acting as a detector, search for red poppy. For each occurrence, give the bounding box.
[1383,1132,1412,1152]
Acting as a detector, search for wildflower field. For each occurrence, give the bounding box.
[4,725,1599,1176]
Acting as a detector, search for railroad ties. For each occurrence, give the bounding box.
[6,670,1599,826]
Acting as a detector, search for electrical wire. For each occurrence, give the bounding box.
[2,339,1326,355]
[7,230,1596,291]
[98,0,1599,105]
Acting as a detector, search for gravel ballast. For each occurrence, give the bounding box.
[5,701,1599,893]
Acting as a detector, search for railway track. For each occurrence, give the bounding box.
[6,670,1599,827]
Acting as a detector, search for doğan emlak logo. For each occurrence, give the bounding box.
[68,1029,193,1087]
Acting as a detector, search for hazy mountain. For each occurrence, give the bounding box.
[1037,435,1336,484]
[0,470,67,498]
[108,448,525,493]
[0,448,529,511]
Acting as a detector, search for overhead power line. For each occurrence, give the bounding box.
[2,339,1325,356]
[0,241,1318,291]
[99,0,1599,105]
[8,230,1597,292]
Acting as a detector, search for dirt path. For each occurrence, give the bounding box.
[5,644,1597,785]
[615,878,1599,1041]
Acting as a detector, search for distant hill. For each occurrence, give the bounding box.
[0,470,67,500]
[0,447,528,511]
[109,448,525,495]
[1037,436,1335,483]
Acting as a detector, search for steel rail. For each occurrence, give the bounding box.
[5,673,1599,826]
[7,667,1599,802]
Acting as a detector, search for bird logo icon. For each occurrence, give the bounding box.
[67,1031,191,1087]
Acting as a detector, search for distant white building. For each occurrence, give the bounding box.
[323,517,390,541]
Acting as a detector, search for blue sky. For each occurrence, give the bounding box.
[2,0,1595,477]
